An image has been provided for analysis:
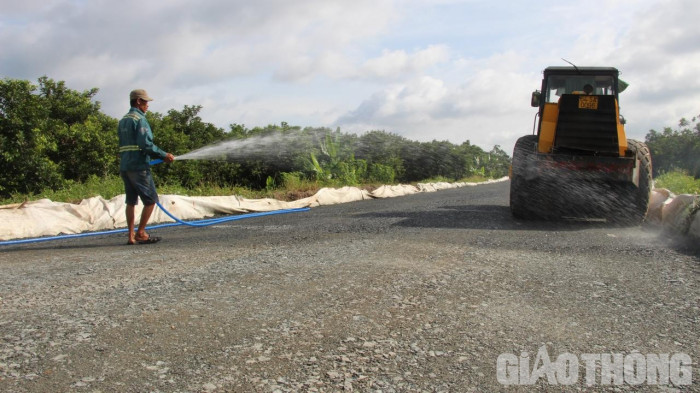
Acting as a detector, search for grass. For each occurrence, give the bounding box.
[1,175,125,205]
[654,170,700,195]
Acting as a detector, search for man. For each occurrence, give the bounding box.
[118,89,175,245]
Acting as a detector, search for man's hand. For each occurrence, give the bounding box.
[164,153,175,163]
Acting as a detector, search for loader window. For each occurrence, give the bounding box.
[545,75,615,103]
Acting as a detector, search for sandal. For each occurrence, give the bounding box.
[136,235,161,245]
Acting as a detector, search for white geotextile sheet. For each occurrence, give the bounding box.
[0,178,509,240]
[648,190,700,240]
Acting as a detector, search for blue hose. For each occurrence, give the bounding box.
[0,205,309,246]
[154,201,309,227]
[0,157,311,246]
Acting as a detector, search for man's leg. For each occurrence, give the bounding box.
[124,169,160,243]
[122,171,139,245]
[126,204,136,244]
[135,203,155,240]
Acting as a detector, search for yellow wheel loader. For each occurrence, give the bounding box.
[510,66,652,222]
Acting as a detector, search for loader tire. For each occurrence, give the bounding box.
[510,135,539,219]
[618,139,652,224]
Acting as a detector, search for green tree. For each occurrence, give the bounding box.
[483,145,511,178]
[309,131,365,185]
[0,77,119,197]
[38,77,117,181]
[0,78,62,196]
[355,131,406,180]
[645,116,700,178]
[368,163,396,184]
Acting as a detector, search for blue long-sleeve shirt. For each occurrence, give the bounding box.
[118,107,167,171]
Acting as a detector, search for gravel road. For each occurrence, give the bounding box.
[0,181,698,392]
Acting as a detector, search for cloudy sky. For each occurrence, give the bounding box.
[2,0,699,154]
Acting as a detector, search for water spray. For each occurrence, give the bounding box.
[173,129,329,162]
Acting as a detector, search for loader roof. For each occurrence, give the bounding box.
[544,66,619,76]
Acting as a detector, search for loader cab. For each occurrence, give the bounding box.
[532,67,628,157]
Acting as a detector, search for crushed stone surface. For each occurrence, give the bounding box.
[0,182,698,392]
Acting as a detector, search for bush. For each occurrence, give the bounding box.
[368,163,396,184]
[280,172,304,189]
[654,170,700,195]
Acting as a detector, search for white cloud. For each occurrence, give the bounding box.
[272,44,450,83]
[360,45,450,79]
[614,0,700,118]
[1,0,698,156]
[336,51,537,150]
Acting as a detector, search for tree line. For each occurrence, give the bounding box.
[0,77,511,198]
[644,116,700,178]
[4,76,693,200]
